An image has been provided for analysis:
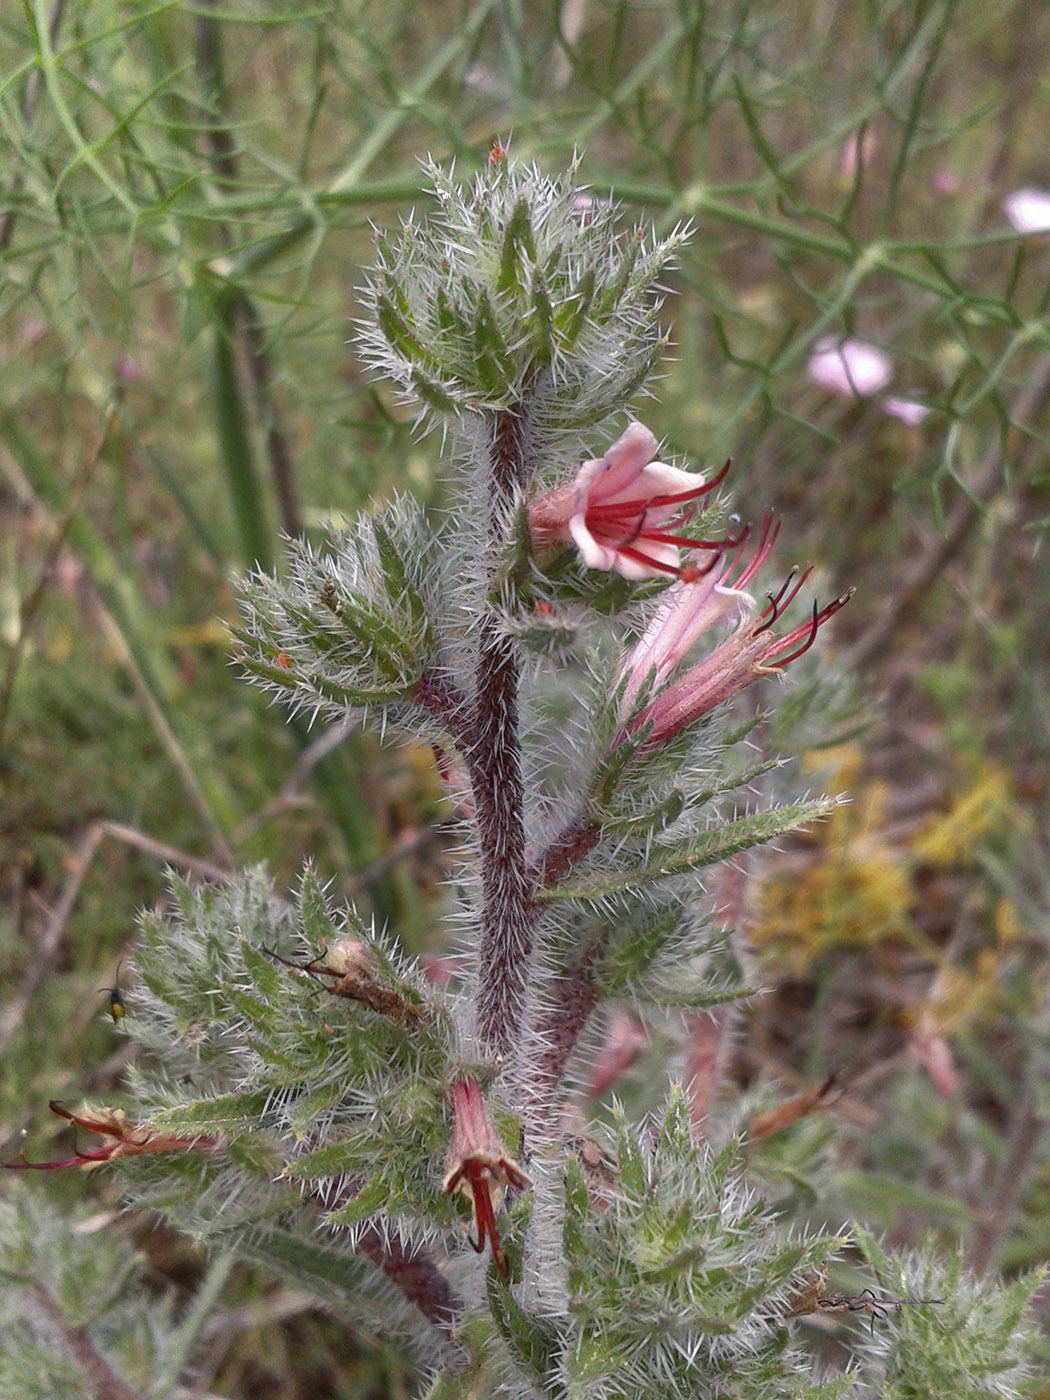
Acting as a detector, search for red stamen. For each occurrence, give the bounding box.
[620,525,734,553]
[48,1101,119,1136]
[4,1153,83,1171]
[644,456,732,508]
[756,565,813,631]
[470,1175,507,1276]
[721,513,780,592]
[613,543,683,576]
[768,589,854,666]
[447,1162,508,1278]
[585,459,732,525]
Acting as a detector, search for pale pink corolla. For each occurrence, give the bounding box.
[882,396,930,426]
[910,1023,959,1098]
[619,532,852,748]
[528,421,734,580]
[1002,186,1050,235]
[807,337,893,398]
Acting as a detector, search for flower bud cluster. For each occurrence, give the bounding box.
[237,495,436,718]
[357,145,691,431]
[558,1089,844,1396]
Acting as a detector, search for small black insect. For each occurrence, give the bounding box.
[98,961,127,1023]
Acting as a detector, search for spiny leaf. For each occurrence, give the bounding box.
[536,800,837,901]
[149,1090,273,1134]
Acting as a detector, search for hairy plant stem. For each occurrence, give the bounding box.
[357,1225,465,1339]
[531,929,604,1109]
[472,408,533,1057]
[30,1280,144,1400]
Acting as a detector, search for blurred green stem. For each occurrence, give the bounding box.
[153,1251,236,1398]
[207,295,275,574]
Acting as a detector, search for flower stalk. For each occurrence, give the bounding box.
[471,408,534,1057]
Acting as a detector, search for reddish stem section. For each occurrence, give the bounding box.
[531,935,602,1106]
[471,409,533,1056]
[357,1224,464,1336]
[29,1281,144,1400]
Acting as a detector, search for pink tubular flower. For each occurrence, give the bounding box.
[807,337,892,398]
[619,527,852,749]
[882,395,930,426]
[527,421,735,580]
[442,1077,532,1279]
[617,513,781,712]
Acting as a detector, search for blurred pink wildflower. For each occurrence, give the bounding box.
[618,523,852,749]
[584,1011,648,1097]
[882,396,930,426]
[528,421,736,580]
[1002,187,1050,235]
[807,337,893,398]
[839,129,877,180]
[910,1023,959,1098]
[930,168,961,196]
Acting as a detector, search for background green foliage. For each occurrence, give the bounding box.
[2,1,1049,1395]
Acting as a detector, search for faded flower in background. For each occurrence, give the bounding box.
[807,336,893,398]
[1002,186,1050,235]
[882,395,931,426]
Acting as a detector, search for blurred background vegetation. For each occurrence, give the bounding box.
[1,0,1048,1395]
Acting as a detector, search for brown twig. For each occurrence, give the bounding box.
[28,1281,144,1400]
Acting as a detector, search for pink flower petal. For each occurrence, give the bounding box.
[807,337,893,398]
[882,396,930,425]
[1003,187,1050,235]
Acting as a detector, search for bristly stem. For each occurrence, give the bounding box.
[29,1280,143,1400]
[531,930,603,1109]
[471,407,533,1056]
[357,1224,465,1340]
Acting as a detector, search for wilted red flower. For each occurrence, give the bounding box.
[528,421,735,580]
[3,1101,220,1172]
[442,1077,531,1279]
